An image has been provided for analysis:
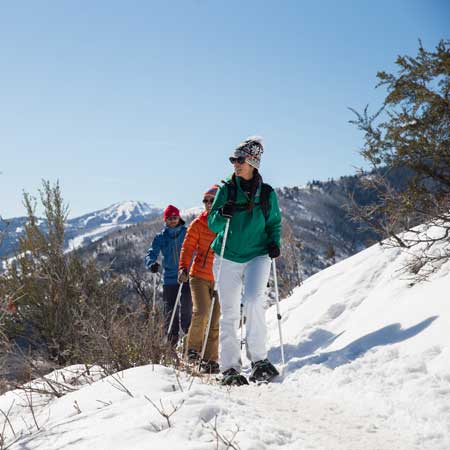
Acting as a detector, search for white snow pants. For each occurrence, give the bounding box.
[213,254,272,372]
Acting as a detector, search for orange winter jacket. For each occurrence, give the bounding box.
[179,211,216,282]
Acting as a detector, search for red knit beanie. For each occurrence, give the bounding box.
[163,204,180,220]
[204,184,219,198]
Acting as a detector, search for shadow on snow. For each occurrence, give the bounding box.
[268,316,438,371]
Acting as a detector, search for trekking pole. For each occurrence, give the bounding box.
[167,282,184,337]
[152,273,157,314]
[178,292,187,355]
[240,303,245,350]
[272,258,285,365]
[200,218,231,362]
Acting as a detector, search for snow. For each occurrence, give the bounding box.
[65,201,162,250]
[181,206,204,218]
[67,223,130,250]
[1,237,450,449]
[78,201,158,227]
[98,201,155,224]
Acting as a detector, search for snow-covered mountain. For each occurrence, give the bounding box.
[70,201,159,228]
[1,226,449,449]
[65,201,162,250]
[0,201,162,257]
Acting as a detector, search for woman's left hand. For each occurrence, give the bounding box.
[178,268,189,283]
[268,243,280,259]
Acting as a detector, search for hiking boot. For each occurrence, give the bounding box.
[187,349,200,363]
[199,360,220,374]
[221,368,249,386]
[249,359,279,383]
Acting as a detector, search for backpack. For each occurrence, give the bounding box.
[225,179,273,220]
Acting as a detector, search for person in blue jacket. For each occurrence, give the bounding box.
[145,204,192,346]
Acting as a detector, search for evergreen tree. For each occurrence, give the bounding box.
[350,40,450,278]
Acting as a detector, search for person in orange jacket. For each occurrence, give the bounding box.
[178,184,220,374]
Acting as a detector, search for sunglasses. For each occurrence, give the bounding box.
[203,198,214,204]
[229,156,246,165]
[166,216,179,221]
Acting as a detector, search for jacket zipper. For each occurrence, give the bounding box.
[202,238,215,268]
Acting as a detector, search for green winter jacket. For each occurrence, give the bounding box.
[208,176,281,263]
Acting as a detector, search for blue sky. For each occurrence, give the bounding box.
[1,1,448,218]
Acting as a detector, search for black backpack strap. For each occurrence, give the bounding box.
[224,179,273,220]
[260,183,273,220]
[224,178,237,204]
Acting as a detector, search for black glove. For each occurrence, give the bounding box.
[219,201,235,219]
[178,268,189,283]
[268,242,280,259]
[149,262,160,273]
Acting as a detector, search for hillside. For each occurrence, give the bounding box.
[78,173,383,298]
[1,224,449,450]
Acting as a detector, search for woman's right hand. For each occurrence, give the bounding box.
[219,201,235,219]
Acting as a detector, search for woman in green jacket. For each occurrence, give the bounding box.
[208,136,282,385]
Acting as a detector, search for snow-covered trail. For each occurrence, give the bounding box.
[0,365,429,450]
[211,377,417,450]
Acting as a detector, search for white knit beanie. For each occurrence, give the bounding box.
[233,136,264,169]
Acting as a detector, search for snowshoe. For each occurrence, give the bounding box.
[249,359,279,383]
[199,360,220,374]
[221,368,249,386]
[187,349,200,363]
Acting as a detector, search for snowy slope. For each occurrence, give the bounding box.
[66,201,162,250]
[180,205,203,219]
[1,237,449,449]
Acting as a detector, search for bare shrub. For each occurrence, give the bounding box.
[146,395,185,431]
[203,416,241,450]
[0,181,177,394]
[278,218,303,295]
[83,303,175,374]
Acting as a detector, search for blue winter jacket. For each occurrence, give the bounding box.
[144,223,187,285]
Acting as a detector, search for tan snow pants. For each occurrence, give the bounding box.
[186,276,220,362]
